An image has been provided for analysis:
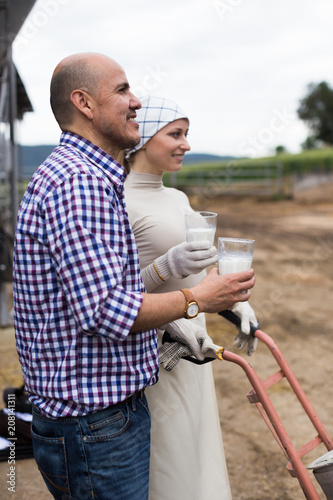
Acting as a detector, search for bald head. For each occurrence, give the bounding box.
[50,53,121,129]
[49,52,141,157]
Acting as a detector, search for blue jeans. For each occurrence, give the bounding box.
[31,392,151,500]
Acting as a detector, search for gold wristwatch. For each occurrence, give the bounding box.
[180,289,199,319]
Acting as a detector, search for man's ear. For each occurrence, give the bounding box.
[70,89,94,120]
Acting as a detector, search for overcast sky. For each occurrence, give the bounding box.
[12,0,333,158]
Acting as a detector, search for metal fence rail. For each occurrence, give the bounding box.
[167,162,284,197]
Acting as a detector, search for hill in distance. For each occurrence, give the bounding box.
[18,145,237,179]
[182,153,236,164]
[18,145,57,179]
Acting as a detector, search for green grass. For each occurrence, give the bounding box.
[163,148,333,188]
[257,148,333,174]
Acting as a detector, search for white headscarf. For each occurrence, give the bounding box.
[125,95,189,157]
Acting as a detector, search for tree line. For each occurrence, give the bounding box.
[298,81,333,150]
[276,81,333,154]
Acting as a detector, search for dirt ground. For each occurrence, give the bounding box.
[0,183,333,499]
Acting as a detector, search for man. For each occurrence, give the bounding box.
[13,52,255,500]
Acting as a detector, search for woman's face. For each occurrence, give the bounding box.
[142,118,190,174]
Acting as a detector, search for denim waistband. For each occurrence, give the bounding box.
[121,389,145,405]
[32,389,146,420]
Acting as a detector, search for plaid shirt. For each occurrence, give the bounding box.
[13,132,159,418]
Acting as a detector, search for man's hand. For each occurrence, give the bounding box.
[131,268,255,333]
[191,267,255,313]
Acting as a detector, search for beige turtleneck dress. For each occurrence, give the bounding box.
[124,170,232,500]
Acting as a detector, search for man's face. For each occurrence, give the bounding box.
[92,60,141,156]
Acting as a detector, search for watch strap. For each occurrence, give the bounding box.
[180,288,196,305]
[180,289,199,318]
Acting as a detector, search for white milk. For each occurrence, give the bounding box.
[218,254,252,275]
[186,227,216,246]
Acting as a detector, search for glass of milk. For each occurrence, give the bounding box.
[185,212,218,246]
[218,237,255,275]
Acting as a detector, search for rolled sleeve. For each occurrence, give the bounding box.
[96,288,143,341]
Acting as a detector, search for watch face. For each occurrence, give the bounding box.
[188,302,199,318]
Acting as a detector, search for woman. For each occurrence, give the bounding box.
[123,95,232,500]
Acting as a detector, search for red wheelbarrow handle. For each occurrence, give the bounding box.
[165,309,333,498]
[218,309,259,336]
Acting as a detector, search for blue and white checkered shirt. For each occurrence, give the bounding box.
[13,132,159,418]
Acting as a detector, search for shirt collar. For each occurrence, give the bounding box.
[59,132,127,189]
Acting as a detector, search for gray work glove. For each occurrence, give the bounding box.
[141,241,217,292]
[231,302,259,356]
[159,317,223,371]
